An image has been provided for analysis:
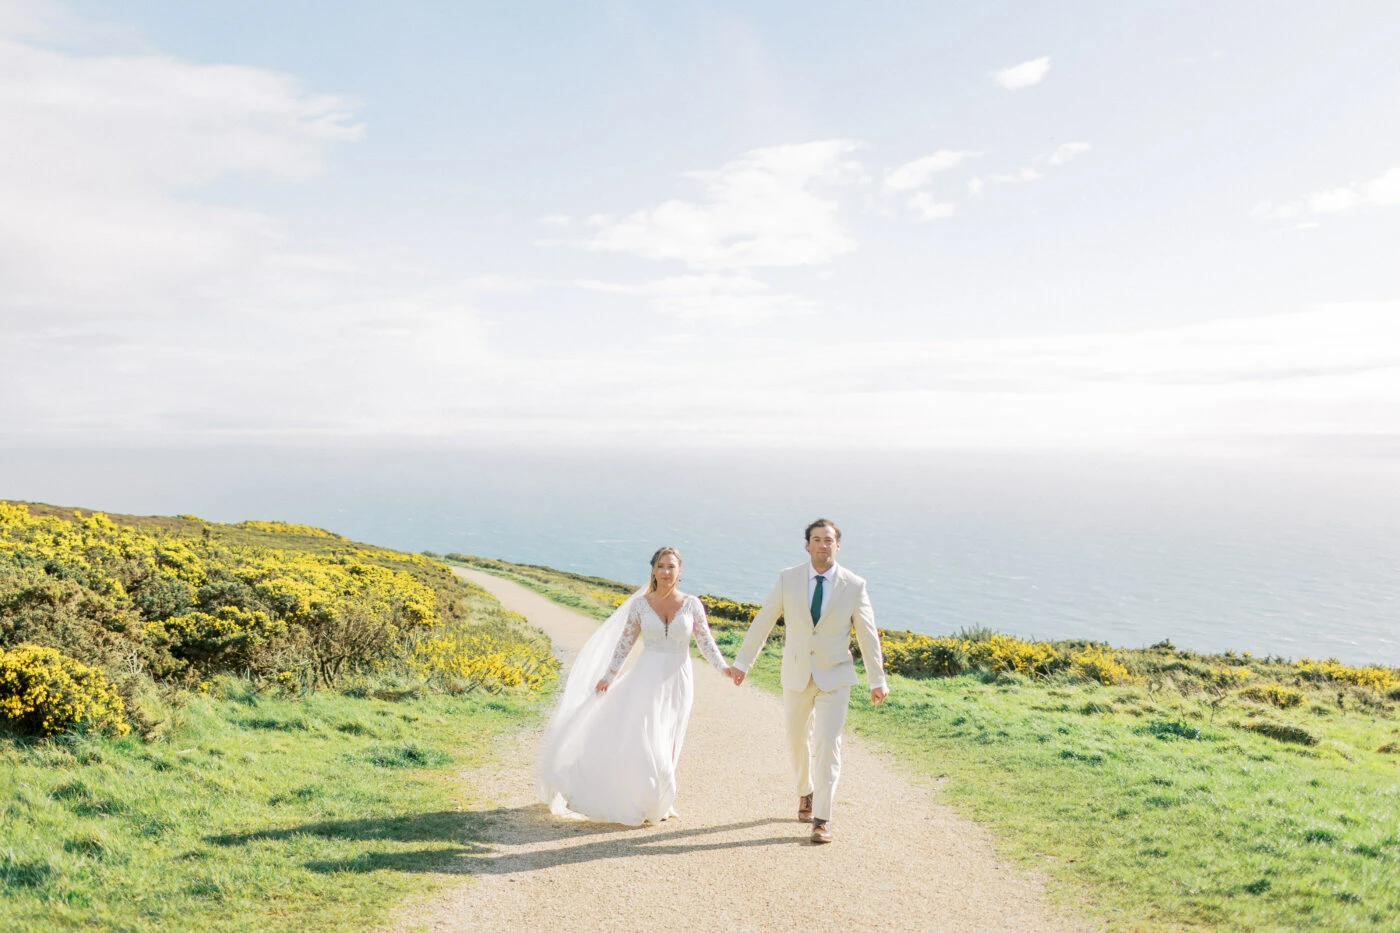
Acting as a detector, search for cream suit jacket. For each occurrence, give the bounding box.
[734,563,887,693]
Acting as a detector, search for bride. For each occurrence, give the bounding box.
[536,546,732,826]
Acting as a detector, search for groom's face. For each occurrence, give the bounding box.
[806,526,840,568]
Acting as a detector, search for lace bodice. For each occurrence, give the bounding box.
[602,594,729,684]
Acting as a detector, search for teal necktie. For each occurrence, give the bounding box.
[810,574,824,625]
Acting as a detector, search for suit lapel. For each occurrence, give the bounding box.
[817,568,849,627]
[788,567,812,627]
[805,568,820,628]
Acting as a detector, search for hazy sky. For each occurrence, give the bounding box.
[2,0,1398,452]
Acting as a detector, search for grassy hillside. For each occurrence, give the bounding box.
[0,678,543,932]
[1,502,557,716]
[442,554,633,620]
[1,505,559,932]
[454,556,1400,933]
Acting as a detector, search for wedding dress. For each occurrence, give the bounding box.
[537,593,729,826]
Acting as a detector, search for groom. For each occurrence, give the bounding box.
[726,518,888,844]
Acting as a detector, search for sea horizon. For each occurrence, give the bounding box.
[3,442,1397,668]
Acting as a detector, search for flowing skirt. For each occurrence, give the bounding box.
[538,648,694,826]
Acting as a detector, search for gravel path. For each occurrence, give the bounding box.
[394,569,1097,933]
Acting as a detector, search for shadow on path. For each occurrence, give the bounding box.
[206,805,804,877]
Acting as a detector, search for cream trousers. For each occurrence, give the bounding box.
[783,677,851,823]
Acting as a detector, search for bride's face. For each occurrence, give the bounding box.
[652,554,681,591]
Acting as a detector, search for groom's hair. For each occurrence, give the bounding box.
[804,518,841,542]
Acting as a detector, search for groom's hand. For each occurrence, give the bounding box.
[870,686,889,706]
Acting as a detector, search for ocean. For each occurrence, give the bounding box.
[2,444,1397,667]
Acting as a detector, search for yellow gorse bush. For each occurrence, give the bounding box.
[1,504,561,734]
[1070,646,1130,686]
[408,626,559,692]
[593,591,628,610]
[877,631,1090,680]
[0,644,129,737]
[235,520,343,538]
[698,595,761,626]
[880,632,969,677]
[1239,683,1305,708]
[1,504,442,679]
[1296,658,1397,692]
[0,503,207,590]
[966,634,1062,678]
[1206,667,1254,687]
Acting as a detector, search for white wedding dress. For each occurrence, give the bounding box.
[537,593,729,826]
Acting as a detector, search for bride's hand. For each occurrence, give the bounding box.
[595,679,609,694]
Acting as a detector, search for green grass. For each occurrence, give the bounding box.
[444,555,631,620]
[467,556,1400,933]
[0,679,546,932]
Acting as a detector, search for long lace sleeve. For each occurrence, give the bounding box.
[601,603,642,684]
[689,597,729,674]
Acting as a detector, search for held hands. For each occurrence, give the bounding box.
[595,679,610,694]
[725,667,746,687]
[870,686,889,706]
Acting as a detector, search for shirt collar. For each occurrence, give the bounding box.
[809,563,837,581]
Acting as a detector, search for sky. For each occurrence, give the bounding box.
[2,0,1398,454]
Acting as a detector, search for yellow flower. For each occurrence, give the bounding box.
[0,645,130,737]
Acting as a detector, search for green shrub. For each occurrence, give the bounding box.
[0,558,141,670]
[363,740,451,768]
[144,606,288,677]
[1247,721,1318,746]
[1133,720,1203,741]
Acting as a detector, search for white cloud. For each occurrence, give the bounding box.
[883,150,979,191]
[1261,165,1400,221]
[908,193,955,221]
[1310,166,1400,212]
[549,302,1399,449]
[539,213,572,229]
[584,139,867,269]
[990,56,1050,90]
[1309,187,1361,214]
[1365,167,1400,204]
[0,13,522,441]
[991,167,1043,184]
[608,302,1400,449]
[0,32,361,319]
[1048,141,1091,165]
[955,142,1085,201]
[576,274,811,324]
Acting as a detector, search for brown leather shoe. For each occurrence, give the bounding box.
[797,794,813,822]
[810,819,832,844]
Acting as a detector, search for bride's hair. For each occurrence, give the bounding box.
[647,546,682,593]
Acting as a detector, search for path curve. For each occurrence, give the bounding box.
[393,569,1096,933]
